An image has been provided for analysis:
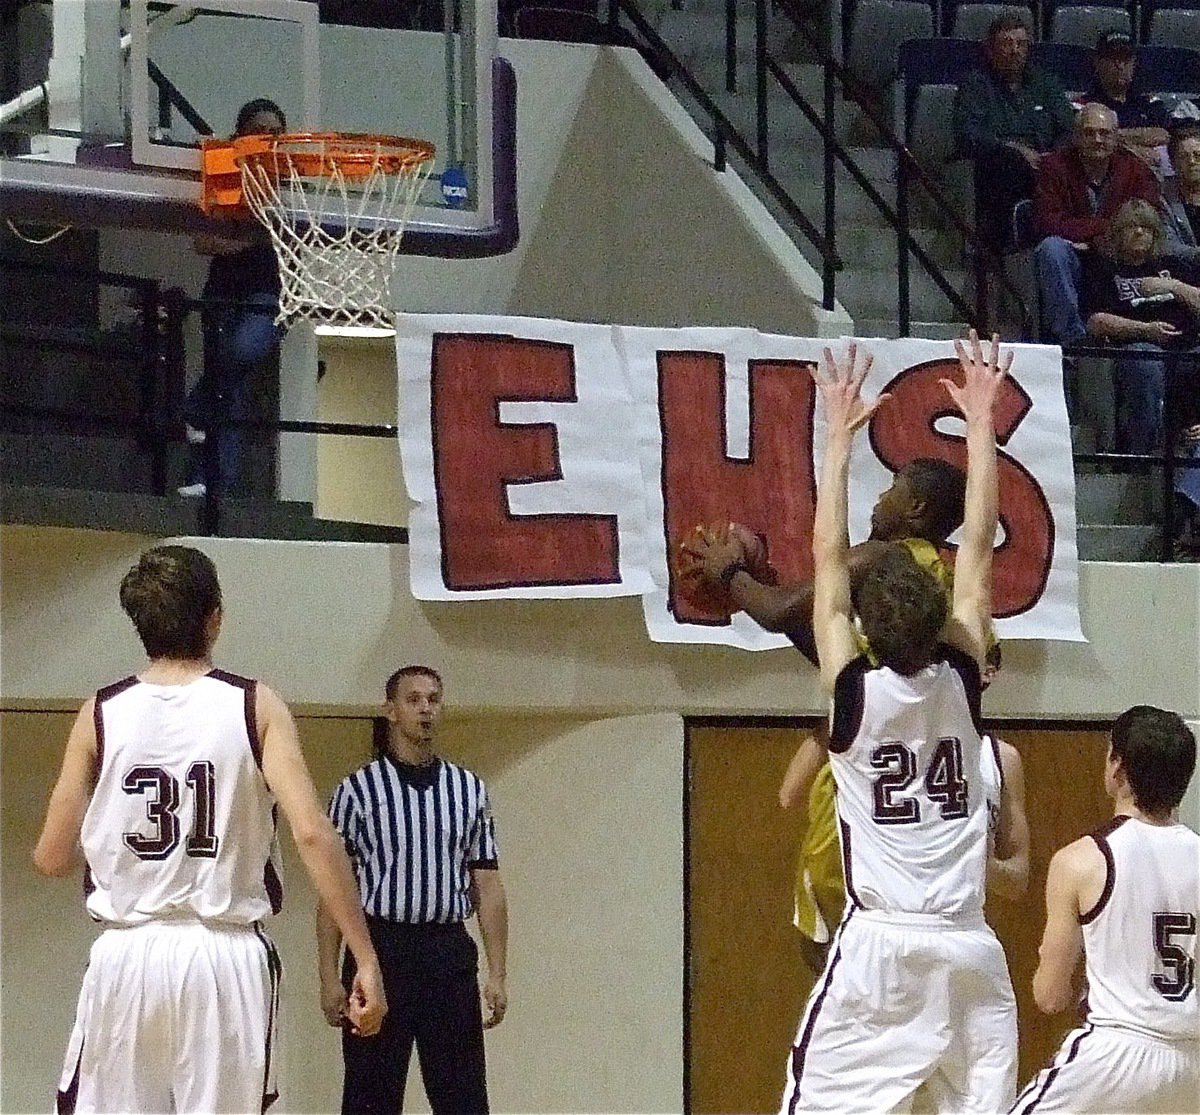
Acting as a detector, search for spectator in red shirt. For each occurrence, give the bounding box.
[1034,102,1162,346]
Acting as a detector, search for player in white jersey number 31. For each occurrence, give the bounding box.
[34,545,388,1114]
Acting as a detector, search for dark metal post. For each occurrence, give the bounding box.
[822,51,836,312]
[897,146,911,337]
[139,284,170,496]
[725,0,737,93]
[1161,350,1179,561]
[714,122,727,172]
[755,0,768,164]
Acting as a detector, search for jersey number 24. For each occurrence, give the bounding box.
[871,738,969,824]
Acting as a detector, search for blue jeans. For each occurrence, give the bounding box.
[1034,236,1086,347]
[185,292,282,492]
[1113,343,1200,457]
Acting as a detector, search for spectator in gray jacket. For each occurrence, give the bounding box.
[953,13,1076,247]
[1163,126,1200,265]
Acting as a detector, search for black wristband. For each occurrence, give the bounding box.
[719,560,750,587]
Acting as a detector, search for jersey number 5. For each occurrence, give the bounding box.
[1152,911,1196,1002]
[122,763,220,861]
[871,738,969,824]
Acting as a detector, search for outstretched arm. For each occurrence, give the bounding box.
[810,344,887,693]
[941,331,1011,670]
[680,538,890,666]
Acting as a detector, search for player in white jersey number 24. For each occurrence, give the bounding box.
[780,332,1021,1115]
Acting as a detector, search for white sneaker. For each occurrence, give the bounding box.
[177,482,207,498]
[185,424,206,445]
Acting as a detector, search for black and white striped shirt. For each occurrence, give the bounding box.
[328,753,499,924]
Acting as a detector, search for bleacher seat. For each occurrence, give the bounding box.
[848,0,934,93]
[1032,40,1093,91]
[1047,3,1131,45]
[943,0,1037,36]
[1146,4,1200,47]
[513,0,607,40]
[949,2,1035,39]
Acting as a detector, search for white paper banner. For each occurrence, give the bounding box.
[396,315,1083,648]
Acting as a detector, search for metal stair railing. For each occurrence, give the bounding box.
[608,0,1034,335]
[608,0,842,308]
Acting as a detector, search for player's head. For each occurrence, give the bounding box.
[373,665,445,757]
[119,545,222,660]
[234,98,286,138]
[855,543,949,675]
[1107,706,1196,815]
[870,458,967,544]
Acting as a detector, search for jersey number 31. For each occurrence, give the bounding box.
[122,763,220,861]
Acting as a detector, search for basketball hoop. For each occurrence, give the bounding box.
[201,132,436,330]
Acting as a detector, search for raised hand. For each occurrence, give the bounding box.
[942,329,1013,424]
[810,343,886,440]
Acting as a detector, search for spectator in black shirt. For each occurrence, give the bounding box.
[1081,31,1170,173]
[1081,199,1200,453]
[180,98,286,498]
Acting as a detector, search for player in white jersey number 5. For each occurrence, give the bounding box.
[1012,704,1198,1114]
[780,333,1020,1115]
[34,545,387,1114]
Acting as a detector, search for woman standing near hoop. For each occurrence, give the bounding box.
[180,98,287,499]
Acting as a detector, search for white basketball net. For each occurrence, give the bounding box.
[236,135,435,331]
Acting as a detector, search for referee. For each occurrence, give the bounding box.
[317,665,508,1115]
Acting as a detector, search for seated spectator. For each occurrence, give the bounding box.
[1080,31,1170,173]
[1034,103,1162,346]
[181,98,286,499]
[1081,199,1200,459]
[1162,125,1200,264]
[953,14,1075,247]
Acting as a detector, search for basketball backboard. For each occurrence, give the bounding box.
[0,0,515,252]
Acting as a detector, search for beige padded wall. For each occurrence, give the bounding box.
[4,527,1198,722]
[0,708,683,1114]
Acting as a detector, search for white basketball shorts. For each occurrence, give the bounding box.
[56,919,281,1114]
[1011,1022,1200,1114]
[780,907,1018,1115]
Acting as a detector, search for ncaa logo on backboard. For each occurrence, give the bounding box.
[441,165,469,209]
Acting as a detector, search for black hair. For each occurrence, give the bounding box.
[371,665,444,758]
[1168,124,1200,164]
[856,544,948,675]
[119,546,221,660]
[900,458,967,542]
[986,12,1032,38]
[235,98,286,136]
[1110,706,1196,814]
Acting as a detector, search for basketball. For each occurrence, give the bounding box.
[673,523,777,614]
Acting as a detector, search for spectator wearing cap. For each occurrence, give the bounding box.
[1081,30,1171,171]
[1034,102,1163,346]
[953,13,1076,247]
[1162,126,1200,264]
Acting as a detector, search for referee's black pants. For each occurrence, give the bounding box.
[341,918,489,1115]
